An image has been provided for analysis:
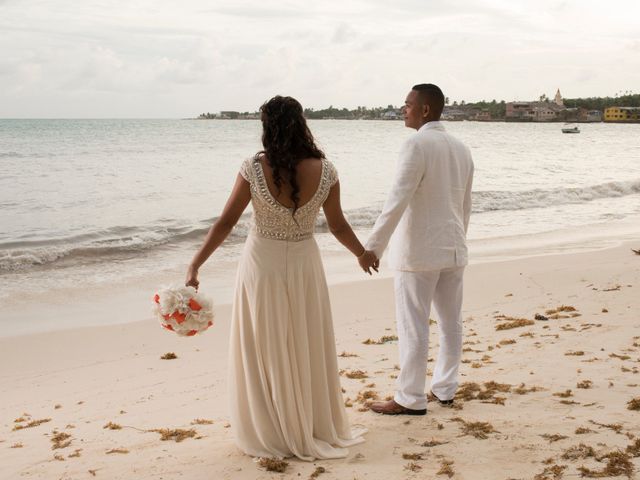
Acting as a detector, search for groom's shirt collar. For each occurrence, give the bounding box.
[418,121,445,132]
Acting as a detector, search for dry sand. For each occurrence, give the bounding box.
[1,242,640,479]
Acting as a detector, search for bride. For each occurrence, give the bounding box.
[186,95,373,460]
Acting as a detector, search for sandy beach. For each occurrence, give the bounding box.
[2,241,640,479]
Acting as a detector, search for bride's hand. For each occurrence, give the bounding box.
[185,265,200,290]
[358,250,379,275]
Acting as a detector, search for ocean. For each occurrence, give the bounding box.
[1,119,639,334]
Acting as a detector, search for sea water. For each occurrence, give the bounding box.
[1,119,639,333]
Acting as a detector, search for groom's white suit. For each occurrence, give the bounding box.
[366,120,474,410]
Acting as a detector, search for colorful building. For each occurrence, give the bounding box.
[604,107,640,122]
[580,109,603,122]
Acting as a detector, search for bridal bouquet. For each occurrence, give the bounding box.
[153,285,214,336]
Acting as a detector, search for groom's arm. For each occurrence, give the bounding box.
[365,137,425,259]
[463,160,474,234]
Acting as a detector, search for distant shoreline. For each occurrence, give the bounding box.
[192,118,640,124]
[197,93,640,123]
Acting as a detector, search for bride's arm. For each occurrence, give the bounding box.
[186,174,251,288]
[322,181,377,274]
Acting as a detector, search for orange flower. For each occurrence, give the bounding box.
[154,294,160,304]
[162,313,171,320]
[186,330,197,336]
[171,311,186,324]
[188,298,202,311]
[207,320,213,327]
[162,324,174,331]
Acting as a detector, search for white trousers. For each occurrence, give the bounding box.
[393,267,465,410]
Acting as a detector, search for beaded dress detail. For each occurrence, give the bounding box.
[239,156,338,241]
[228,156,366,461]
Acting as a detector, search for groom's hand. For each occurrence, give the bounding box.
[358,250,379,275]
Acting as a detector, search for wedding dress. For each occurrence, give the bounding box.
[228,156,366,461]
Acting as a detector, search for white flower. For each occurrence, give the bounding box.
[153,285,214,336]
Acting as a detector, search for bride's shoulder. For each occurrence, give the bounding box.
[322,158,339,187]
[239,156,258,181]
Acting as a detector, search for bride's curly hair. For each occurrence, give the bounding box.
[257,95,325,217]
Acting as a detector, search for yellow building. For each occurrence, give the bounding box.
[604,106,640,122]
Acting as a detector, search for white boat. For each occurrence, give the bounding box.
[562,124,580,134]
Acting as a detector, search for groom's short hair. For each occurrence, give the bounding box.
[412,83,445,119]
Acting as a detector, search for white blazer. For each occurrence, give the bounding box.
[366,121,474,272]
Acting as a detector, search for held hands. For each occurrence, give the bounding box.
[358,250,379,275]
[185,265,200,291]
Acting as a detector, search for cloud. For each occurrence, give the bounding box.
[1,0,639,116]
[628,40,640,52]
[331,23,357,44]
[199,5,310,19]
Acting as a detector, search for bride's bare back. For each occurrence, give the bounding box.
[258,155,324,209]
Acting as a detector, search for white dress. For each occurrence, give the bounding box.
[228,156,366,461]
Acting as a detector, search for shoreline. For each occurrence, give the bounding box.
[193,117,640,124]
[2,240,639,479]
[4,238,637,342]
[2,217,640,339]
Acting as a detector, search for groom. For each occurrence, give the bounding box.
[362,83,474,415]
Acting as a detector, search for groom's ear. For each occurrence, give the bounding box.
[423,103,431,119]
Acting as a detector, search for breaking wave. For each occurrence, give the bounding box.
[2,178,638,272]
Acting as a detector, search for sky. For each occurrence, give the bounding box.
[1,0,639,118]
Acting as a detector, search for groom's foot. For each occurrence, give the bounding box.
[369,399,426,416]
[428,390,454,407]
